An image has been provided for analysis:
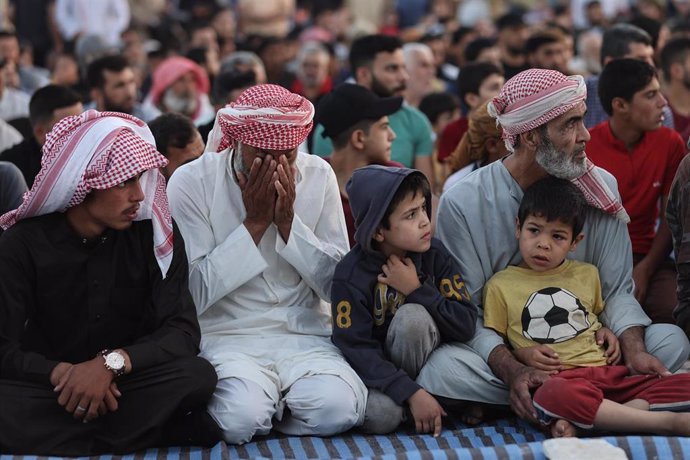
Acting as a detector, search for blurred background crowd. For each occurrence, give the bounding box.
[1,0,690,188]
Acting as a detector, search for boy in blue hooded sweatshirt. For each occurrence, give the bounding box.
[331,165,478,436]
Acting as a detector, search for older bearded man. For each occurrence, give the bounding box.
[167,84,366,445]
[143,56,216,127]
[0,111,220,455]
[418,69,690,424]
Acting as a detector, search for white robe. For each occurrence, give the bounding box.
[168,149,366,425]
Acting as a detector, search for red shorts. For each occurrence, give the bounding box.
[532,365,690,428]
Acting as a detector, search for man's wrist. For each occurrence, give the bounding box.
[244,219,270,244]
[488,344,526,386]
[619,326,647,362]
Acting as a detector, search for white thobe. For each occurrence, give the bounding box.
[168,149,366,436]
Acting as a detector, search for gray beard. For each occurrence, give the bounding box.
[162,88,198,116]
[535,135,587,180]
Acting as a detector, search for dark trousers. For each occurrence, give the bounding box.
[634,254,678,324]
[0,356,220,456]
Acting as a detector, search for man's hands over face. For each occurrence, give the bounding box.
[274,155,296,242]
[238,154,296,244]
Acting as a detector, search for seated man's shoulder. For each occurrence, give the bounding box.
[0,213,60,248]
[395,105,431,127]
[441,161,503,207]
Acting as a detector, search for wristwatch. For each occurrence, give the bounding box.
[99,349,126,377]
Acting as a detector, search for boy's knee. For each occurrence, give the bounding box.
[388,304,436,340]
[361,389,404,434]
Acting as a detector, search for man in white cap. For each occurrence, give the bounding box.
[167,84,366,444]
[417,69,690,423]
[0,111,221,455]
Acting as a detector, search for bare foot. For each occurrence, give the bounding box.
[460,403,486,426]
[551,419,578,438]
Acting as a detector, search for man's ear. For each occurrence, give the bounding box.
[350,128,366,150]
[670,61,684,81]
[570,232,584,251]
[520,129,540,149]
[355,66,372,87]
[611,97,627,114]
[90,88,102,108]
[32,120,49,145]
[464,92,479,110]
[373,226,385,243]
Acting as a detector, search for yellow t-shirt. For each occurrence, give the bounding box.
[483,259,607,368]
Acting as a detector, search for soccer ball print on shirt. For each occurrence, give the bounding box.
[521,287,590,344]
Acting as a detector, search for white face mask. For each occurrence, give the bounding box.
[162,87,198,116]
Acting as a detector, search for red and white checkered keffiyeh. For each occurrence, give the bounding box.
[488,69,628,222]
[148,56,210,120]
[573,159,630,223]
[206,84,314,152]
[0,110,176,276]
[488,69,586,153]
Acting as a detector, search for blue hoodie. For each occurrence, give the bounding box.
[331,166,478,405]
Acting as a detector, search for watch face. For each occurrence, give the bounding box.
[106,352,125,370]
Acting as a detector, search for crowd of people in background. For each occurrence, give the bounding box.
[5,0,690,455]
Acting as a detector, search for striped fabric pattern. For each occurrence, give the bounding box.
[8,418,690,459]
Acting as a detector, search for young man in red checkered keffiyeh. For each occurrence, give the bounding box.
[0,111,222,455]
[167,84,368,444]
[412,68,690,429]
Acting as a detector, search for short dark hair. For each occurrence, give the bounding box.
[380,172,431,229]
[457,61,502,104]
[212,69,256,106]
[496,12,526,31]
[451,26,475,45]
[525,29,565,54]
[518,176,586,238]
[419,92,458,125]
[149,113,198,157]
[598,58,657,116]
[349,34,402,74]
[331,118,375,150]
[29,85,82,126]
[660,37,690,83]
[86,54,130,89]
[600,23,652,66]
[464,37,497,63]
[629,15,662,50]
